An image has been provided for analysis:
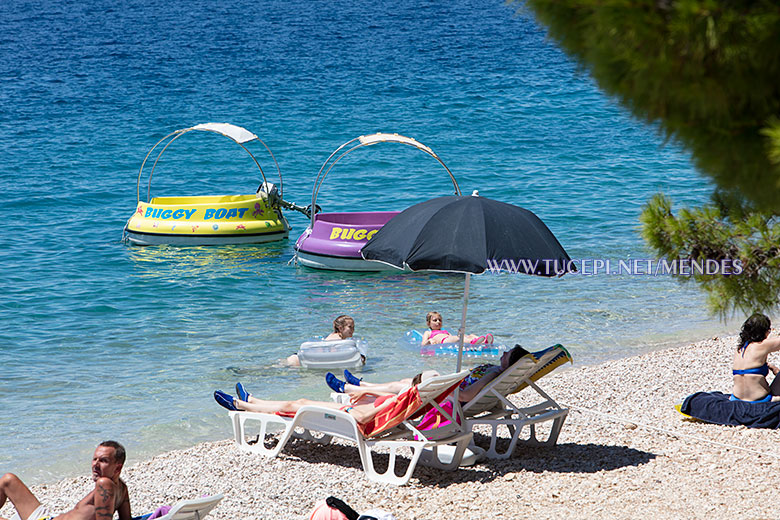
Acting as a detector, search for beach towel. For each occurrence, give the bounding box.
[274,387,423,437]
[510,344,572,394]
[681,391,780,429]
[148,506,172,519]
[274,383,457,438]
[357,385,424,437]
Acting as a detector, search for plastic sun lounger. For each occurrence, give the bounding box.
[462,344,572,459]
[228,370,472,485]
[131,494,224,520]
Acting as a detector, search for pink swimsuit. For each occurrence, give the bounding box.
[429,329,450,341]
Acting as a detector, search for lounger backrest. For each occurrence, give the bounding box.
[508,345,572,394]
[359,370,470,438]
[463,345,571,416]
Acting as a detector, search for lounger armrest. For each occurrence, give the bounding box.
[291,405,363,440]
[156,494,224,520]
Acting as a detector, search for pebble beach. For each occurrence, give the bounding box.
[3,333,778,520]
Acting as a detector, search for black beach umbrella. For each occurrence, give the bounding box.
[361,192,574,370]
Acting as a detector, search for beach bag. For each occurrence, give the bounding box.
[309,500,350,520]
[358,511,396,520]
[416,399,460,431]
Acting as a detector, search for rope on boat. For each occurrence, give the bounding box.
[563,403,780,460]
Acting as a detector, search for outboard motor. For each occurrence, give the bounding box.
[258,181,319,219]
[257,181,282,208]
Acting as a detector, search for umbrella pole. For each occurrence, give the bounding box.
[456,273,470,373]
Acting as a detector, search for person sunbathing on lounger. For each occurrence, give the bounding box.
[731,313,780,403]
[326,344,530,403]
[421,311,493,346]
[213,372,430,424]
[0,441,131,520]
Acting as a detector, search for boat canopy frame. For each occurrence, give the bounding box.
[136,123,283,203]
[309,133,461,227]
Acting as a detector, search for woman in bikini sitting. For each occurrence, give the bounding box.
[731,313,780,403]
[421,311,493,346]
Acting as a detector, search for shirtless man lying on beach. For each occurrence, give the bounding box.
[0,441,130,520]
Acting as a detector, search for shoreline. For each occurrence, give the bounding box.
[4,332,778,519]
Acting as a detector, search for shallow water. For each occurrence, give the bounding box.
[0,0,731,483]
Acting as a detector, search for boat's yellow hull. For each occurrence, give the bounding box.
[124,195,290,245]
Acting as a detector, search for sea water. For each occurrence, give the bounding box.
[0,0,731,483]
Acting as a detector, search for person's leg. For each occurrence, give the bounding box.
[237,398,342,414]
[345,371,439,396]
[347,400,394,423]
[0,473,41,520]
[441,334,485,344]
[348,380,378,389]
[344,380,410,394]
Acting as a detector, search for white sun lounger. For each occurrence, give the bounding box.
[462,345,572,459]
[152,494,224,520]
[228,370,472,485]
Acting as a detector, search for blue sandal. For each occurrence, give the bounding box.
[214,390,237,411]
[343,369,362,386]
[325,373,346,393]
[235,382,251,402]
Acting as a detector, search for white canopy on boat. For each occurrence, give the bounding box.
[136,122,280,202]
[309,132,460,226]
[191,123,258,144]
[358,132,436,157]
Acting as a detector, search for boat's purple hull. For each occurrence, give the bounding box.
[294,211,400,271]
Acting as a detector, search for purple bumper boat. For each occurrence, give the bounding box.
[294,211,400,271]
[294,133,460,271]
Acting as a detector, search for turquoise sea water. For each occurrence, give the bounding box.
[0,0,731,483]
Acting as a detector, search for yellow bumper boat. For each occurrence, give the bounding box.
[123,123,295,246]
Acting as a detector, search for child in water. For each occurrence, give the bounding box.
[420,311,493,346]
[286,315,358,366]
[324,315,355,341]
